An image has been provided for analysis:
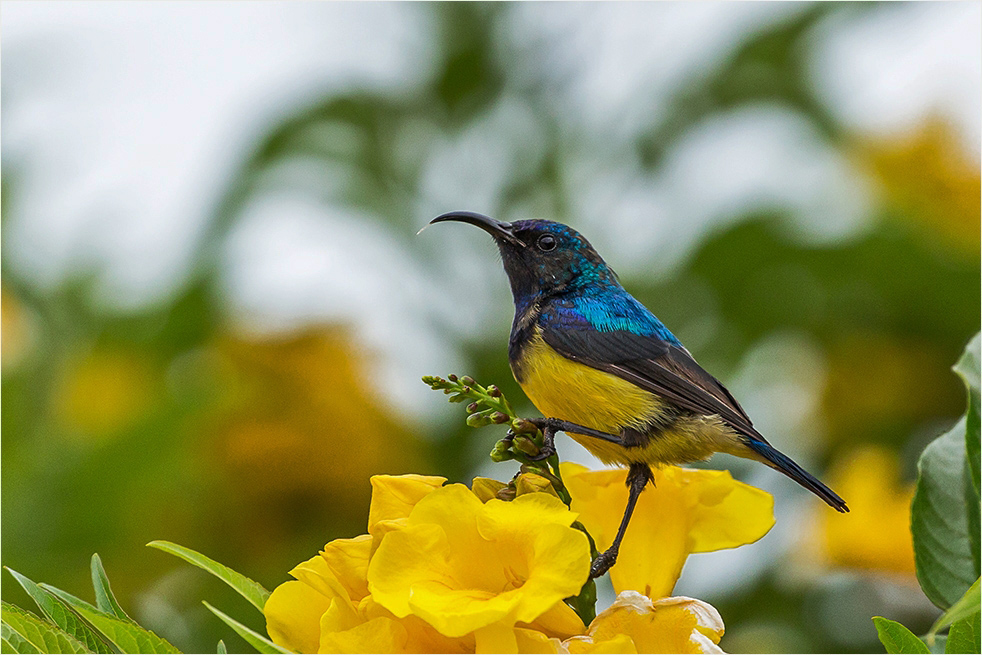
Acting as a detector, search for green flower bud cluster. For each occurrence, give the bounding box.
[422,375,519,430]
[423,373,573,508]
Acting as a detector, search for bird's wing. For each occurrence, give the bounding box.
[539,313,762,441]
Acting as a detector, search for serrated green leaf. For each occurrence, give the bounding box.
[147,541,270,613]
[874,616,930,654]
[912,416,977,609]
[90,556,133,624]
[946,612,980,654]
[40,588,180,654]
[202,603,291,655]
[1,603,92,654]
[4,568,115,654]
[928,579,981,646]
[2,622,42,654]
[217,640,227,654]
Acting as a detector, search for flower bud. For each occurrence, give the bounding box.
[491,412,509,424]
[467,412,493,428]
[448,374,458,382]
[490,439,513,462]
[471,477,506,502]
[513,436,539,457]
[460,376,476,386]
[515,472,559,498]
[488,385,502,398]
[512,419,539,435]
[466,402,480,413]
[495,485,517,501]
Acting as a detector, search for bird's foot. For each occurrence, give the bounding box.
[589,547,619,579]
[525,418,558,461]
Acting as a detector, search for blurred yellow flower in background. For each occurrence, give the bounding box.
[860,119,981,258]
[1,287,36,371]
[563,463,775,599]
[56,348,156,438]
[817,446,915,575]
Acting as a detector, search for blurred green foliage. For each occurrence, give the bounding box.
[2,3,978,654]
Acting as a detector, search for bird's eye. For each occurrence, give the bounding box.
[537,234,557,252]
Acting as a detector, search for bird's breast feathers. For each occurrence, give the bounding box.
[511,327,737,466]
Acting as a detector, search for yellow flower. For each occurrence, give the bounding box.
[817,446,915,575]
[265,533,471,653]
[563,463,774,598]
[266,472,741,653]
[563,592,725,654]
[367,484,591,639]
[266,474,466,653]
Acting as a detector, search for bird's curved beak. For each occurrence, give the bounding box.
[429,211,525,248]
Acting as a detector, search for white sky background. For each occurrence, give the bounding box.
[3,0,979,606]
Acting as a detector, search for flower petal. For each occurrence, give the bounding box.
[586,592,725,654]
[563,462,773,598]
[319,615,409,654]
[514,627,564,654]
[264,580,333,653]
[474,623,519,654]
[291,551,349,601]
[368,522,452,619]
[564,634,638,654]
[678,468,774,554]
[368,473,446,530]
[522,601,586,640]
[321,534,372,601]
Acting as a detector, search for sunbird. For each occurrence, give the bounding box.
[430,211,848,579]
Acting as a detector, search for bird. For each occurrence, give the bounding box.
[429,210,848,579]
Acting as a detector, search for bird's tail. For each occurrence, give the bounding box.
[744,438,849,512]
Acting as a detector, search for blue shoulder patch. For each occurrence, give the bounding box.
[552,289,682,346]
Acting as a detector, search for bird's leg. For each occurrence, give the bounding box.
[589,462,653,579]
[525,418,623,461]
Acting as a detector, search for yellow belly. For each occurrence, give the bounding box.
[512,330,738,466]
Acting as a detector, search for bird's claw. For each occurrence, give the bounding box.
[589,548,618,579]
[528,445,556,461]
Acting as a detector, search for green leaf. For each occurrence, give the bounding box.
[912,415,977,609]
[201,602,291,655]
[873,616,930,654]
[955,334,981,576]
[4,568,115,654]
[217,640,227,654]
[90,556,133,624]
[2,621,42,654]
[40,587,180,654]
[147,541,270,613]
[1,602,92,654]
[945,612,980,654]
[928,579,981,646]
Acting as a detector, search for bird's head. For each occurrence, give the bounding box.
[429,211,618,306]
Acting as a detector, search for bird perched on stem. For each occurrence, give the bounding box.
[428,210,848,580]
